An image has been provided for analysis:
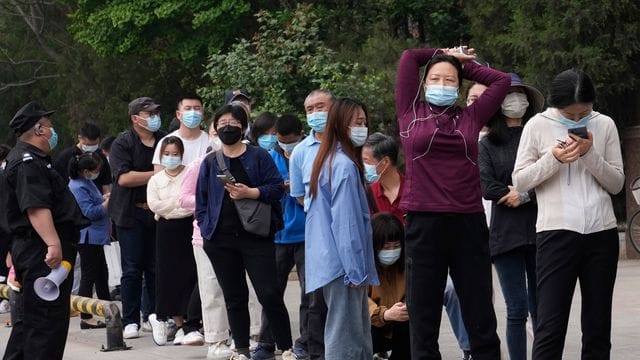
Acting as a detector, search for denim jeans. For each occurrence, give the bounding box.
[493,245,537,360]
[444,276,471,351]
[323,276,372,360]
[117,208,156,326]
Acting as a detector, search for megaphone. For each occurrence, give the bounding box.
[34,260,72,301]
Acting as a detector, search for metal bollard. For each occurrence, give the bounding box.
[69,295,131,351]
[0,284,131,351]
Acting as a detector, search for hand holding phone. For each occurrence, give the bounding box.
[568,126,588,139]
[217,174,235,185]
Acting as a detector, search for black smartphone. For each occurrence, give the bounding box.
[568,126,588,139]
[216,174,235,185]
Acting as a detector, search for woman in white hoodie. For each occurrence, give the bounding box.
[513,69,624,360]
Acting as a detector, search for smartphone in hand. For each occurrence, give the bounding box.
[216,174,235,185]
[568,126,588,139]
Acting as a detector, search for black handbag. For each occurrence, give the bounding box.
[215,150,272,237]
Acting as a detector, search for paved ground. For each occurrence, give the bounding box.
[1,260,639,359]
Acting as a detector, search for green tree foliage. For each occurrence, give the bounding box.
[199,4,389,129]
[67,0,250,62]
[465,0,640,127]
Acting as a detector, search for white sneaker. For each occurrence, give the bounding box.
[141,320,152,332]
[148,313,167,346]
[181,330,204,345]
[0,300,10,314]
[229,353,250,360]
[281,350,298,360]
[123,323,140,339]
[172,328,185,345]
[207,340,233,360]
[249,335,260,351]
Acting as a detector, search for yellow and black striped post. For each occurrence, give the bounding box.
[0,284,130,352]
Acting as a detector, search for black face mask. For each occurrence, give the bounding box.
[218,125,243,145]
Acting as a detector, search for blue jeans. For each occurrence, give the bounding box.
[117,208,156,326]
[323,277,372,360]
[444,276,471,351]
[493,245,537,360]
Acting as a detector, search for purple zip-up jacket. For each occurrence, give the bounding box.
[396,48,510,213]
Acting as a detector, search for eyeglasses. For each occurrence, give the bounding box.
[218,119,241,127]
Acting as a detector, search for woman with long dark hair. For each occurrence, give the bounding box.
[479,73,543,360]
[306,97,379,359]
[513,69,623,359]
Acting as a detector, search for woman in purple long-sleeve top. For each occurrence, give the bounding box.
[395,47,510,360]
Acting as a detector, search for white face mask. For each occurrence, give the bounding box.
[349,127,368,147]
[501,92,529,119]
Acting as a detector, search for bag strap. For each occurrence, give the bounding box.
[215,150,236,182]
[365,185,379,214]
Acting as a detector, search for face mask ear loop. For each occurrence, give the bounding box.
[406,49,444,139]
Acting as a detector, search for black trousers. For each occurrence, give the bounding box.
[308,287,327,359]
[3,231,78,360]
[404,212,500,360]
[259,242,309,350]
[372,322,411,360]
[204,230,292,351]
[77,243,111,320]
[532,229,618,360]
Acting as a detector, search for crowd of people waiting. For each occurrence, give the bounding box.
[0,45,624,360]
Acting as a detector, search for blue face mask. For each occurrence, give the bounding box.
[139,114,161,132]
[161,155,182,170]
[278,139,301,154]
[47,127,58,151]
[306,111,328,132]
[350,126,368,147]
[378,248,401,266]
[425,85,459,106]
[182,110,203,129]
[558,112,594,128]
[364,162,379,183]
[258,134,277,151]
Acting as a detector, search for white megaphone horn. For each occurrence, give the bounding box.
[34,260,72,301]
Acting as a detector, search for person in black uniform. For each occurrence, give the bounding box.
[53,122,112,194]
[0,101,89,360]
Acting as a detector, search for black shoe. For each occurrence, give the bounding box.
[80,320,107,329]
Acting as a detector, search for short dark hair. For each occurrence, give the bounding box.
[79,122,101,141]
[425,55,464,86]
[364,132,399,166]
[160,136,184,159]
[68,152,102,180]
[213,104,249,130]
[250,112,278,144]
[100,136,115,152]
[371,212,405,270]
[177,94,203,109]
[276,114,303,136]
[547,69,596,108]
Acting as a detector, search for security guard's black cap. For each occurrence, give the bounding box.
[9,101,55,136]
[128,97,160,115]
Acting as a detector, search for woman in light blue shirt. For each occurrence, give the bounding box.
[307,97,379,359]
[68,153,111,329]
